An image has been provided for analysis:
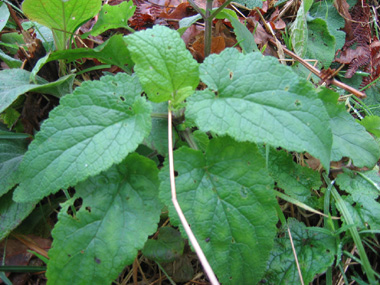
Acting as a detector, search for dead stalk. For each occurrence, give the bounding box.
[167,102,220,285]
[287,226,305,285]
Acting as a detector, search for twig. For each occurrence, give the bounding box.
[268,38,367,99]
[167,102,219,285]
[287,226,305,285]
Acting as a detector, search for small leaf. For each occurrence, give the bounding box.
[264,219,336,284]
[144,102,169,155]
[32,35,133,74]
[125,25,199,104]
[46,153,162,284]
[358,115,380,137]
[265,148,322,205]
[159,136,278,284]
[337,170,380,230]
[0,2,10,32]
[319,87,380,168]
[0,69,75,113]
[0,49,22,68]
[13,73,152,203]
[186,48,332,169]
[307,18,336,68]
[217,10,258,53]
[290,0,313,57]
[143,227,185,263]
[22,0,102,50]
[233,0,263,9]
[0,191,36,241]
[309,0,346,51]
[0,136,28,197]
[83,1,136,37]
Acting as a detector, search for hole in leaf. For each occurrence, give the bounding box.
[205,237,210,243]
[294,100,301,107]
[104,11,108,14]
[66,198,82,217]
[168,46,172,50]
[94,257,101,264]
[111,81,117,86]
[126,196,130,200]
[229,71,233,79]
[85,206,91,213]
[120,96,125,101]
[231,238,235,243]
[174,170,179,177]
[193,180,197,183]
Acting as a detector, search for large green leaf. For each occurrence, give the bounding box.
[83,1,135,37]
[0,136,28,197]
[13,73,152,203]
[186,48,332,169]
[336,170,380,230]
[0,69,75,113]
[264,219,336,284]
[319,88,380,168]
[0,190,36,241]
[159,136,278,284]
[22,0,102,50]
[125,25,199,104]
[46,153,162,284]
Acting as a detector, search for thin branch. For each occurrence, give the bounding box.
[268,38,367,99]
[167,102,220,285]
[287,226,305,285]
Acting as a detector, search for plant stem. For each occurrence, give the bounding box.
[204,0,214,58]
[167,101,219,285]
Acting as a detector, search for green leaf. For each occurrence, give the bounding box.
[336,170,380,230]
[159,136,278,284]
[264,219,336,284]
[46,153,161,284]
[358,115,380,137]
[144,102,169,156]
[143,227,185,263]
[319,88,380,168]
[0,3,10,32]
[125,25,199,104]
[217,10,258,53]
[0,69,75,113]
[266,148,322,205]
[13,73,152,203]
[0,136,28,197]
[309,0,346,51]
[0,190,36,241]
[0,49,22,68]
[290,0,313,57]
[22,0,102,50]
[186,48,332,169]
[31,35,133,75]
[307,18,336,68]
[83,1,135,37]
[233,0,263,9]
